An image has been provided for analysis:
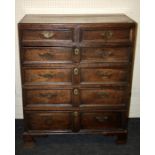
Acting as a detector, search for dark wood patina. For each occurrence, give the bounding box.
[18,14,137,145]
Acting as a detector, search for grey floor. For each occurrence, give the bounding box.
[15,119,140,155]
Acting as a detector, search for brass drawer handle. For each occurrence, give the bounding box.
[101,31,113,40]
[99,51,112,57]
[96,71,112,78]
[95,116,109,122]
[73,68,79,75]
[39,73,54,79]
[73,89,79,95]
[101,31,106,38]
[39,53,54,60]
[41,31,55,39]
[107,31,113,39]
[39,93,57,99]
[45,119,53,125]
[74,48,80,55]
[97,92,109,97]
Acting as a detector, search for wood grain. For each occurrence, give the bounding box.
[18,14,137,144]
[22,47,73,64]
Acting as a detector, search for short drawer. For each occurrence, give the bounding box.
[22,47,73,64]
[22,29,73,44]
[81,28,131,43]
[23,68,72,84]
[81,68,128,84]
[81,47,130,63]
[80,111,123,130]
[24,89,72,106]
[25,111,72,131]
[80,87,128,106]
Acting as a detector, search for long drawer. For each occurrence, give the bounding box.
[25,110,125,132]
[21,47,131,64]
[22,46,131,64]
[23,66,129,85]
[23,86,128,109]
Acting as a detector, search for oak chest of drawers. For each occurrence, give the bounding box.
[18,14,137,145]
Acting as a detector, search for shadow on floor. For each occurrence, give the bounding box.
[15,118,140,155]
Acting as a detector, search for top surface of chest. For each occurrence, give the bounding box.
[20,14,135,24]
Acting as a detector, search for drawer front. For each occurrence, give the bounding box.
[22,29,73,42]
[80,88,127,106]
[22,47,73,63]
[23,68,72,84]
[24,89,72,106]
[81,68,128,84]
[25,111,72,131]
[80,111,122,130]
[81,47,130,63]
[81,29,130,43]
